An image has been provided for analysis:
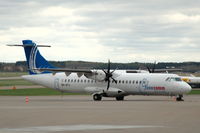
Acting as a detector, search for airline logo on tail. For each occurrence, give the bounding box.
[29,44,40,74]
[8,40,54,75]
[21,40,55,74]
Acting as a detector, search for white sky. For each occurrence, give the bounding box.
[0,0,200,63]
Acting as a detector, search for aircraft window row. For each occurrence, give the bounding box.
[166,77,182,82]
[116,80,142,84]
[63,79,96,83]
[62,79,145,84]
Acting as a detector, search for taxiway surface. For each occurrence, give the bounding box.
[0,95,199,133]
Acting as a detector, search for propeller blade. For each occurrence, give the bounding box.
[102,60,117,90]
[107,79,110,90]
[111,77,117,84]
[102,69,107,74]
[107,59,111,73]
[147,66,152,73]
[111,67,118,74]
[152,61,156,73]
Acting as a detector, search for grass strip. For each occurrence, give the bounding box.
[0,79,35,86]
[0,72,28,77]
[0,88,84,96]
[0,88,199,96]
[188,89,200,95]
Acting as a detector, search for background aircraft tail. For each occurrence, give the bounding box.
[22,40,55,75]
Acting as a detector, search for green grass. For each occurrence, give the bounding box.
[0,72,35,86]
[188,90,200,95]
[0,88,84,96]
[0,87,199,96]
[0,79,35,86]
[0,72,28,77]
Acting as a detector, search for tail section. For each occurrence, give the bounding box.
[22,40,55,74]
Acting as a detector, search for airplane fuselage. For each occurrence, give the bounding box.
[22,72,191,98]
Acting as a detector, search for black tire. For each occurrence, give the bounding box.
[176,95,184,101]
[93,94,102,101]
[116,96,124,101]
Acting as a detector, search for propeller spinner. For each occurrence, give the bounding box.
[102,60,117,90]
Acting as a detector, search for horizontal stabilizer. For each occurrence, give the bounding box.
[7,44,51,47]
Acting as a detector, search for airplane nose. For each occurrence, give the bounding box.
[183,83,192,93]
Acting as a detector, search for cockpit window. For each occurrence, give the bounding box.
[166,77,182,82]
[165,77,170,81]
[174,77,182,81]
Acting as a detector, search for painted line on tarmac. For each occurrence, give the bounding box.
[0,124,164,133]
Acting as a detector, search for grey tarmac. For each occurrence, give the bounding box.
[0,95,199,133]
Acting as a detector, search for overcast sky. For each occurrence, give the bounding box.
[0,0,200,63]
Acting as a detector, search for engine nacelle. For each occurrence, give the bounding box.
[84,70,106,81]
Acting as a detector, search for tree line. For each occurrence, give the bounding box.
[0,61,200,73]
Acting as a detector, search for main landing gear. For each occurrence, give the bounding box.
[176,94,184,101]
[93,94,102,101]
[93,94,125,101]
[116,96,124,101]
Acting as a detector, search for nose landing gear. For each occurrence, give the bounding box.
[176,94,184,101]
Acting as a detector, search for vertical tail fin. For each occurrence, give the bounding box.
[22,40,55,74]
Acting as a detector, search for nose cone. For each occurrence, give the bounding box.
[182,82,192,93]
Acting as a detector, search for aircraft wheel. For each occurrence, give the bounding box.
[176,95,184,101]
[93,94,102,101]
[116,96,124,101]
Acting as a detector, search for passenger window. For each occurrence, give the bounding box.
[136,81,138,84]
[132,80,135,84]
[122,80,124,84]
[139,81,142,84]
[71,79,73,82]
[126,81,128,84]
[77,79,79,82]
[68,79,70,82]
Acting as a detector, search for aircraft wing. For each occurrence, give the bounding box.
[33,68,105,80]
[34,68,92,73]
[126,68,182,73]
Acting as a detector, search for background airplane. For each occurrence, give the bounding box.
[131,63,200,88]
[8,40,191,101]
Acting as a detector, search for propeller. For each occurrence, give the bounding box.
[102,60,117,90]
[147,61,156,73]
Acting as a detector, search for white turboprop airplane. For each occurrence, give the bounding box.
[8,40,192,101]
